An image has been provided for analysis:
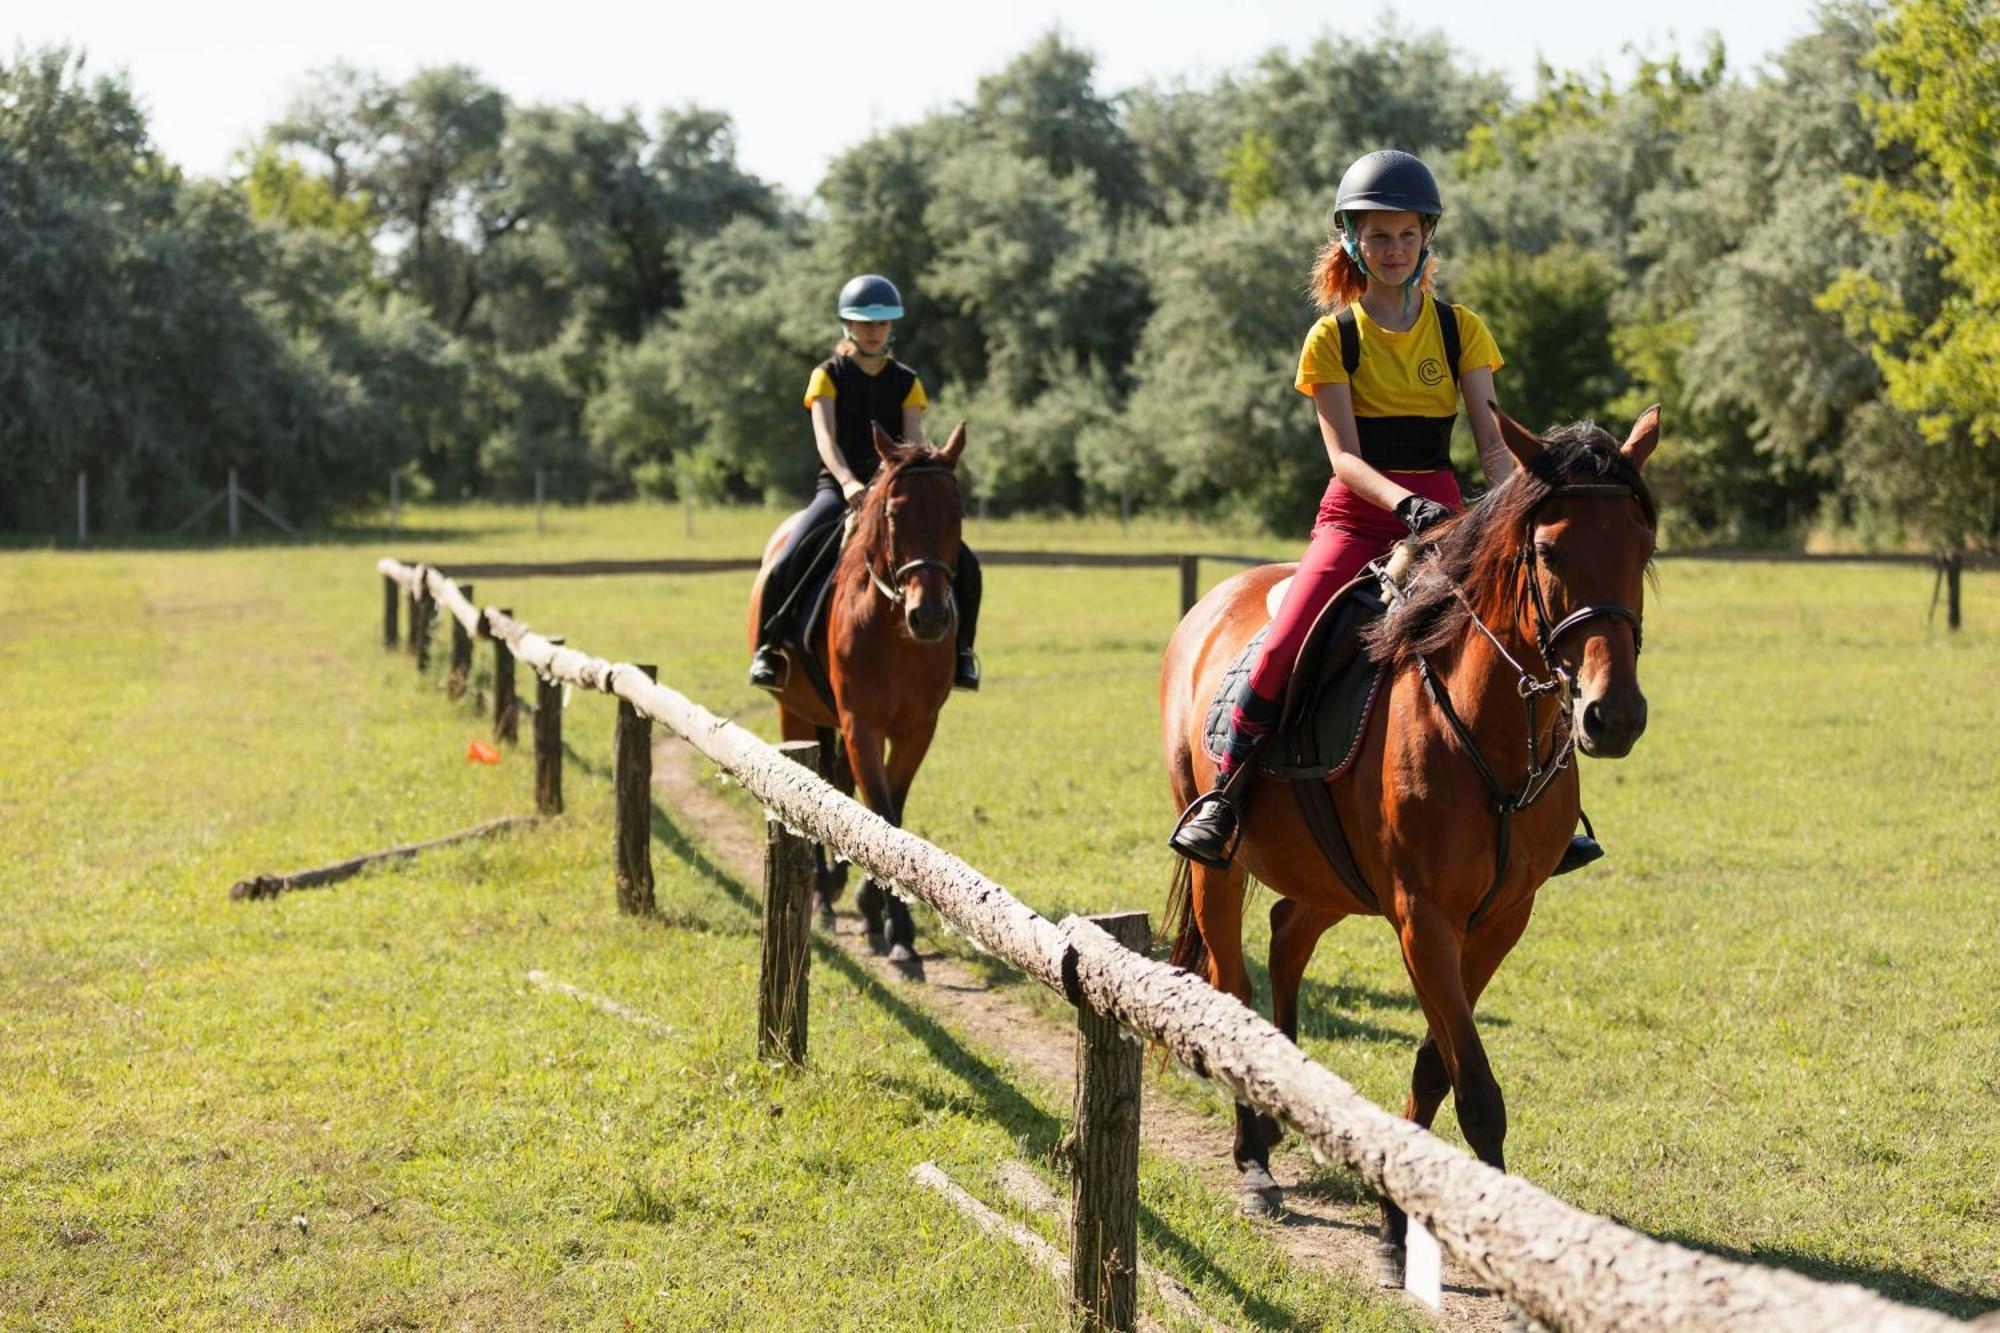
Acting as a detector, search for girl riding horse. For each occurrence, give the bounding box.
[1168,150,1601,876]
[748,274,982,693]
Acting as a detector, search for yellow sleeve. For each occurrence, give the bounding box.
[1453,306,1506,375]
[1294,317,1350,396]
[903,376,928,411]
[803,365,837,408]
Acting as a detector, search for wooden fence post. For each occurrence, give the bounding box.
[1178,555,1198,618]
[534,635,564,815]
[1069,911,1150,1333]
[447,583,475,698]
[381,574,399,649]
[1948,553,1963,631]
[403,564,423,659]
[614,663,658,916]
[413,578,434,673]
[758,739,820,1065]
[490,607,518,743]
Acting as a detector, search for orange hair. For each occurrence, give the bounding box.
[1309,223,1440,312]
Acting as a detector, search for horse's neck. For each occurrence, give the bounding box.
[831,516,889,621]
[1425,598,1562,765]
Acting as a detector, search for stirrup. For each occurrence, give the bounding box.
[953,649,981,692]
[748,645,789,692]
[1169,791,1241,870]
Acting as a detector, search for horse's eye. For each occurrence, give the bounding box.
[1535,540,1560,569]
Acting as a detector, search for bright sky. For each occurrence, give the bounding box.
[19,0,1822,199]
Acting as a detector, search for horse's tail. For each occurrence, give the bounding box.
[1162,856,1209,978]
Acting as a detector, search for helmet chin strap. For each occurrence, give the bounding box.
[843,323,893,359]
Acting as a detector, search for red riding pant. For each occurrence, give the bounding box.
[1246,469,1463,703]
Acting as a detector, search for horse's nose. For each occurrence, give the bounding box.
[906,599,951,643]
[1577,687,1647,758]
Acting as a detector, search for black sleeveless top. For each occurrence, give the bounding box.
[1334,300,1463,471]
[815,355,919,487]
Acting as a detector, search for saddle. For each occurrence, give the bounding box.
[774,518,850,713]
[1200,549,1416,911]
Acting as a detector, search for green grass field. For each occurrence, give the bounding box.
[3,503,1996,1328]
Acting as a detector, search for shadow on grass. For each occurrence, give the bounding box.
[1653,1229,2000,1321]
[812,939,1322,1331]
[629,794,1329,1330]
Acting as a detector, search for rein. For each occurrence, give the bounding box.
[859,463,960,607]
[1406,480,1648,927]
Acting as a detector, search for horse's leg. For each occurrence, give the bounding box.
[841,722,900,964]
[811,725,847,924]
[1186,860,1283,1216]
[1257,897,1346,1175]
[1377,897,1532,1282]
[1269,897,1345,1043]
[874,720,938,980]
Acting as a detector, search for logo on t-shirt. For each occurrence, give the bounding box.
[1417,357,1447,386]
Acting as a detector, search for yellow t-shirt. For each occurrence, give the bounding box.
[803,363,929,411]
[1294,295,1503,417]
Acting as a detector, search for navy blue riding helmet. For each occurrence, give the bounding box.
[838,274,904,322]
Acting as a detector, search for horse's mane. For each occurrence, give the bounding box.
[1363,423,1657,671]
[848,442,962,560]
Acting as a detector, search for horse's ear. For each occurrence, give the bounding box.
[1620,404,1661,470]
[871,421,901,464]
[939,421,967,466]
[1491,402,1544,467]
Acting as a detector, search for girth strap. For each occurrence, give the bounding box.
[1289,779,1381,914]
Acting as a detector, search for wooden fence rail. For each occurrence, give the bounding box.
[373,557,1970,1333]
[402,545,1986,627]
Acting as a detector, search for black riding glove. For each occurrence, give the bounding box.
[1395,494,1452,535]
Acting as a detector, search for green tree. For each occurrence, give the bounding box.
[1823,0,2000,546]
[1447,243,1622,437]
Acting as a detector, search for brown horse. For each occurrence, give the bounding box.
[748,423,968,981]
[1160,407,1660,1274]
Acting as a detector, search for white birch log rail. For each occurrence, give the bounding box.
[371,559,1969,1333]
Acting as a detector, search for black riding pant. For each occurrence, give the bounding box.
[756,479,981,654]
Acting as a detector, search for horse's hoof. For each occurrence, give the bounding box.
[1239,1164,1281,1218]
[814,898,836,930]
[887,944,926,982]
[864,928,889,956]
[1375,1242,1406,1289]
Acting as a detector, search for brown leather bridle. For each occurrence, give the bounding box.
[862,463,960,607]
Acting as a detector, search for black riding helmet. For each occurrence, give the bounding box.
[837,273,904,322]
[1333,150,1442,300]
[1333,149,1443,220]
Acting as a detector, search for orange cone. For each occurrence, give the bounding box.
[466,738,501,765]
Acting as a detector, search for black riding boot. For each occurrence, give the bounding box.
[748,643,788,691]
[1550,811,1604,875]
[952,546,983,691]
[1169,685,1281,869]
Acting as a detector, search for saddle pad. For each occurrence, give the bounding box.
[1201,625,1386,783]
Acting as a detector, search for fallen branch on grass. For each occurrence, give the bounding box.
[228,815,545,901]
[991,1159,1230,1332]
[912,1162,1224,1333]
[525,970,673,1036]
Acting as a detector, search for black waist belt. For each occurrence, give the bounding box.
[1356,414,1457,471]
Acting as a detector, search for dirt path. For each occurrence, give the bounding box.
[650,730,1513,1332]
